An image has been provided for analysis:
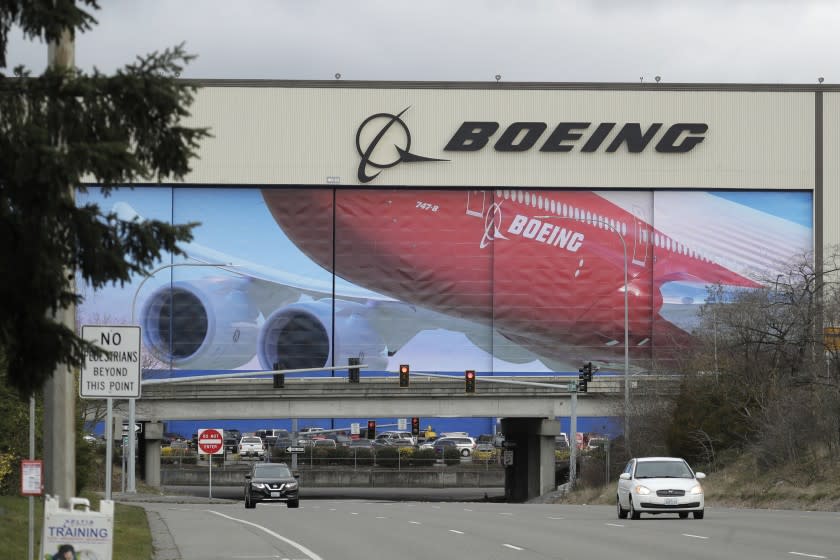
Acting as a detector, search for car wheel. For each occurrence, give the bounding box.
[461,449,470,457]
[629,498,640,520]
[693,510,704,519]
[287,499,299,509]
[617,496,628,519]
[679,512,689,519]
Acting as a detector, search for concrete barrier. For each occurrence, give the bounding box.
[161,466,505,487]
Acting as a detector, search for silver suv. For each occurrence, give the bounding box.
[436,436,476,457]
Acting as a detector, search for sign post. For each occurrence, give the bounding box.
[81,325,141,500]
[197,428,224,499]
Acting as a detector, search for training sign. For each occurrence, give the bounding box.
[80,325,141,399]
[43,496,114,560]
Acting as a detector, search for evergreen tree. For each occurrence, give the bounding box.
[0,1,208,395]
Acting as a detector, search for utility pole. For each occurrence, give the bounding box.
[569,384,578,488]
[43,24,76,508]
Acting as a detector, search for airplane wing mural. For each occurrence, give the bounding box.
[79,187,812,375]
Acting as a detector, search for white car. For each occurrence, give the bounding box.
[238,436,266,458]
[617,457,705,519]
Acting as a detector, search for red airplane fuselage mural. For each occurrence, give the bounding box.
[262,189,759,366]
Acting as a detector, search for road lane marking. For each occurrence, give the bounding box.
[409,521,421,525]
[376,516,386,519]
[498,512,513,516]
[789,553,826,559]
[350,512,359,515]
[207,510,324,560]
[449,530,464,534]
[329,508,336,511]
[503,544,524,551]
[547,517,565,520]
[682,534,709,540]
[464,508,473,512]
[606,523,624,527]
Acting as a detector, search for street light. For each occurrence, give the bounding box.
[121,260,235,495]
[535,214,630,451]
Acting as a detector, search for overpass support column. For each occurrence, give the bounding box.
[143,421,163,488]
[500,418,560,502]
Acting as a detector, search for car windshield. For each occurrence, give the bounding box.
[253,464,292,478]
[634,460,693,478]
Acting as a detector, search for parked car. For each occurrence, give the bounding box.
[224,437,238,454]
[349,439,374,449]
[418,437,438,450]
[432,439,459,457]
[244,462,299,509]
[436,436,477,457]
[238,436,266,458]
[376,431,417,445]
[617,457,706,520]
[313,438,336,449]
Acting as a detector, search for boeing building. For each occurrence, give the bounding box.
[80,80,838,446]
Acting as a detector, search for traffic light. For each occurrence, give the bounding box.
[584,362,594,382]
[367,420,376,440]
[399,364,410,387]
[578,362,594,393]
[465,370,476,393]
[411,417,420,437]
[349,357,360,383]
[272,362,284,388]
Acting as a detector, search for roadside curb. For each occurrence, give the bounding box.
[145,509,180,560]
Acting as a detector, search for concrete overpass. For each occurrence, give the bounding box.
[128,375,622,420]
[123,374,677,502]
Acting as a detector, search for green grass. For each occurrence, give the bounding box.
[0,494,153,560]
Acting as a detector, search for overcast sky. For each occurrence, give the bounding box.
[4,0,839,84]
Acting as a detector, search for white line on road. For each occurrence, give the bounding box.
[682,534,709,540]
[606,523,624,527]
[449,530,464,534]
[789,553,827,559]
[409,521,421,525]
[498,512,513,516]
[207,511,324,560]
[547,517,565,520]
[376,516,386,519]
[503,544,524,551]
[464,508,473,512]
[351,512,359,515]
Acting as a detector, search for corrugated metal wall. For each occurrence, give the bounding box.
[182,85,815,190]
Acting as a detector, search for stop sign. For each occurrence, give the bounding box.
[197,428,224,455]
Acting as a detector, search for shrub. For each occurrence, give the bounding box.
[411,448,436,467]
[375,447,399,468]
[351,448,374,466]
[443,447,460,466]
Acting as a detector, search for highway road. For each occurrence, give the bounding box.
[142,499,840,560]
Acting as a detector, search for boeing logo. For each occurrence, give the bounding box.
[479,205,584,253]
[356,107,448,183]
[480,202,508,249]
[356,108,708,183]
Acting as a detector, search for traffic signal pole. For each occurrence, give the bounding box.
[569,385,578,489]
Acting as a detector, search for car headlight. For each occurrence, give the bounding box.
[689,484,703,495]
[634,485,651,495]
[251,483,266,489]
[285,481,299,490]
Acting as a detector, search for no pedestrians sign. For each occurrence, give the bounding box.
[80,325,141,399]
